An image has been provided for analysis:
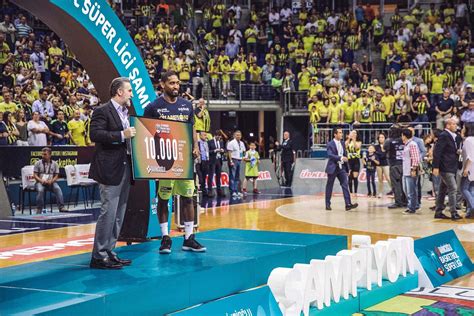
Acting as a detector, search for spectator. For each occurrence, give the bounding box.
[461,123,474,218]
[275,131,295,187]
[50,110,70,146]
[0,90,17,113]
[401,128,420,215]
[227,130,246,198]
[32,88,54,121]
[27,111,48,146]
[3,111,18,145]
[432,118,462,220]
[436,89,454,129]
[15,109,28,145]
[33,147,66,214]
[67,109,86,146]
[0,15,15,49]
[242,141,260,194]
[30,43,46,82]
[0,110,7,145]
[208,131,226,198]
[196,131,210,196]
[194,98,210,134]
[363,144,379,197]
[224,37,239,60]
[15,15,32,39]
[375,133,390,197]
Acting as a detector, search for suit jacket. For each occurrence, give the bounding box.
[276,138,295,163]
[208,138,224,164]
[89,101,128,185]
[432,130,462,174]
[325,139,348,174]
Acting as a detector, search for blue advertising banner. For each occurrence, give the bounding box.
[50,0,155,115]
[170,286,281,316]
[414,230,474,287]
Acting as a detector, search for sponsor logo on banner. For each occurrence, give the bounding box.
[0,237,94,260]
[414,230,474,288]
[299,169,388,183]
[206,173,230,188]
[206,171,272,188]
[257,171,271,181]
[299,169,327,179]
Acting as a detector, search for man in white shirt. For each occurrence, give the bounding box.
[268,8,280,28]
[27,111,49,146]
[415,48,431,69]
[227,2,242,20]
[461,123,474,217]
[227,130,246,198]
[280,6,292,24]
[393,72,413,94]
[229,25,243,47]
[327,13,339,28]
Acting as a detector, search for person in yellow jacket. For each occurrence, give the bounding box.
[194,98,210,134]
[231,56,248,82]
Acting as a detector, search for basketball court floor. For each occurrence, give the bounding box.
[1,190,474,313]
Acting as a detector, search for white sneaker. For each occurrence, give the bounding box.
[232,192,238,198]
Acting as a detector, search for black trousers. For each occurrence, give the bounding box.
[389,164,407,206]
[196,161,210,194]
[282,161,293,186]
[208,159,223,191]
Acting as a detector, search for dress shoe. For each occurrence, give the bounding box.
[434,213,450,220]
[451,213,462,221]
[110,255,132,266]
[325,206,332,211]
[346,203,358,211]
[90,257,122,269]
[387,204,402,209]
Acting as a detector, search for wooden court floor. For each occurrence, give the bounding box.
[1,194,474,271]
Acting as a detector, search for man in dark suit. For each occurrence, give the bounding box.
[275,131,295,186]
[432,118,462,220]
[89,77,136,269]
[208,131,226,197]
[325,127,358,211]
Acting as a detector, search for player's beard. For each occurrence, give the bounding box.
[166,89,179,99]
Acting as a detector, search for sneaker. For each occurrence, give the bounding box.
[242,188,247,193]
[253,189,260,194]
[182,234,206,252]
[402,210,415,215]
[232,192,238,198]
[159,235,172,254]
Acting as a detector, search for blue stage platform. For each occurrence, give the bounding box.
[0,229,347,315]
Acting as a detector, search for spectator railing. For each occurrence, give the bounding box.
[283,91,310,113]
[312,122,433,147]
[204,77,280,104]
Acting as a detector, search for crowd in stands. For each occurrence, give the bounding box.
[193,1,473,129]
[0,0,202,147]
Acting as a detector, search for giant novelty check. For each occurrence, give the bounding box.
[130,116,193,180]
